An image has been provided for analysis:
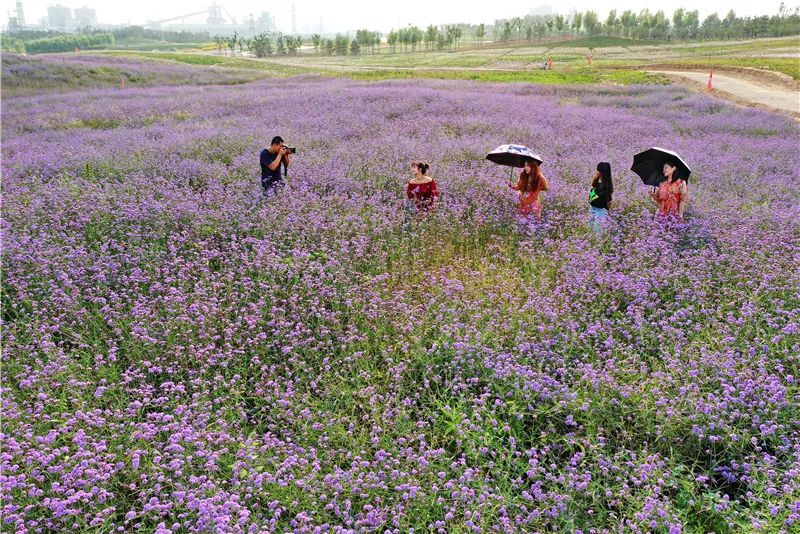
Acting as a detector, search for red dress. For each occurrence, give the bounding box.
[512,175,549,219]
[407,179,439,212]
[656,179,686,218]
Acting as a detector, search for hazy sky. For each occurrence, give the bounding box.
[3,1,791,33]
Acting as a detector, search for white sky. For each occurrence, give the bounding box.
[2,1,792,33]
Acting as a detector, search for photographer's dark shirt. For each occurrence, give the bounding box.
[260,148,282,182]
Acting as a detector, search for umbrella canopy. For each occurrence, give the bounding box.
[486,144,543,168]
[631,147,692,187]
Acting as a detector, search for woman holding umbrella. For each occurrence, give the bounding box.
[510,158,549,220]
[650,161,689,222]
[486,145,549,221]
[631,148,691,224]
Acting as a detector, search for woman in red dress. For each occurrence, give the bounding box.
[406,161,439,214]
[651,161,688,222]
[510,158,549,220]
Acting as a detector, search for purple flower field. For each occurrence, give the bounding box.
[2,65,799,533]
[1,54,266,97]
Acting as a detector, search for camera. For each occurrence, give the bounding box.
[282,145,296,154]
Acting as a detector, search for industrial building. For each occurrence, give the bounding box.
[4,1,284,36]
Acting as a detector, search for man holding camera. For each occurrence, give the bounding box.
[260,136,294,193]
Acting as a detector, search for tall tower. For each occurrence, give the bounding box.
[291,4,296,34]
[15,1,25,26]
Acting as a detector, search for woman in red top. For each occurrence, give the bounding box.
[407,161,439,213]
[510,158,549,220]
[651,161,688,222]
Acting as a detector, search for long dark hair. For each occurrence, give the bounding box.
[594,161,613,201]
[519,159,543,192]
[592,161,614,187]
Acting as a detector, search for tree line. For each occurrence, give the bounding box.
[492,5,800,42]
[214,32,304,58]
[1,33,114,54]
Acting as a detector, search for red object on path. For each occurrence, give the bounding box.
[707,69,714,92]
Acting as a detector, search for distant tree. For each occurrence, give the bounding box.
[324,38,335,55]
[409,26,423,51]
[685,10,700,39]
[605,10,618,36]
[286,35,301,54]
[619,10,636,38]
[476,23,486,44]
[437,29,448,50]
[724,10,737,29]
[702,13,722,39]
[651,10,670,39]
[334,34,349,55]
[572,12,582,37]
[350,39,360,55]
[356,29,374,53]
[372,31,381,53]
[583,11,600,36]
[501,21,512,41]
[672,8,686,39]
[554,15,565,34]
[248,33,273,57]
[387,30,398,52]
[635,9,651,39]
[227,31,238,56]
[276,34,286,54]
[214,36,224,54]
[311,34,321,55]
[424,25,438,50]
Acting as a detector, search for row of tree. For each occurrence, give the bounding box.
[213,30,394,57]
[214,32,304,57]
[1,33,114,54]
[492,6,800,42]
[384,25,465,53]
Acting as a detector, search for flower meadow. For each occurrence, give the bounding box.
[1,54,266,97]
[2,65,799,533]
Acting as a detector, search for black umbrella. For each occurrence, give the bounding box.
[486,144,543,168]
[631,147,692,187]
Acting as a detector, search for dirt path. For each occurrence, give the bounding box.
[649,70,799,114]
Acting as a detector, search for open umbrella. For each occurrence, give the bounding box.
[631,147,691,187]
[487,144,543,168]
[487,144,543,182]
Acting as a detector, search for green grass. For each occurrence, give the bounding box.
[90,35,800,85]
[100,50,667,85]
[548,36,668,48]
[101,50,309,75]
[343,67,667,85]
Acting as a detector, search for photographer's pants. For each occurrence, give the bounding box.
[261,177,283,195]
